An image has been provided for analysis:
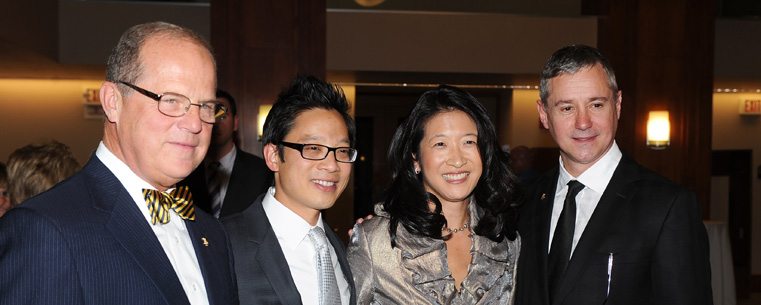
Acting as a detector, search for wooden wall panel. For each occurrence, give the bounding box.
[211,0,326,155]
[596,0,714,218]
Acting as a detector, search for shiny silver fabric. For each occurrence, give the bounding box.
[348,202,520,304]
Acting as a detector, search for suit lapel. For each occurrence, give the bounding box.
[87,158,190,305]
[185,218,226,305]
[535,169,559,304]
[552,156,641,305]
[220,150,245,217]
[247,201,303,305]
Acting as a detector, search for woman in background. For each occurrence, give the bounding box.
[348,85,522,304]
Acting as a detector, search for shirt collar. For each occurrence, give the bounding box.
[261,186,325,251]
[95,141,174,224]
[205,144,237,173]
[558,141,622,194]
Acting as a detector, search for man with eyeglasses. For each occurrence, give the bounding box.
[223,75,357,305]
[0,22,238,304]
[179,89,273,219]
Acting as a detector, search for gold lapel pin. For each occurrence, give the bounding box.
[541,193,546,200]
[202,237,209,247]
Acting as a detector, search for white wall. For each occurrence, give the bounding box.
[0,79,104,165]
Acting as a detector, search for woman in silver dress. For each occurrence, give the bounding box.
[348,85,523,304]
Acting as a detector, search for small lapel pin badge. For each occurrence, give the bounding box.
[202,237,209,247]
[541,193,546,200]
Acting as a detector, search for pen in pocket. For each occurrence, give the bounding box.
[606,253,613,298]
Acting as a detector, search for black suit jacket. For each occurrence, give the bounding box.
[515,154,712,305]
[0,155,238,305]
[222,194,357,305]
[180,148,272,218]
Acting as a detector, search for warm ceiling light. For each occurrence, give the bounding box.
[354,0,385,7]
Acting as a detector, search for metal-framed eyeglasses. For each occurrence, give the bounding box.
[280,142,358,163]
[118,81,228,124]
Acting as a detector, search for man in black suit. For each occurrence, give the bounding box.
[0,22,237,304]
[515,45,712,305]
[223,75,357,305]
[179,89,272,218]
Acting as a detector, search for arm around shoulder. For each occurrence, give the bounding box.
[346,221,376,304]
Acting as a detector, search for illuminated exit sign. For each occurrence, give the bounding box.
[82,87,104,120]
[740,99,761,115]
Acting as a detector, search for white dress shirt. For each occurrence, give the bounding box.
[548,141,622,258]
[204,144,236,208]
[96,142,210,305]
[262,187,351,305]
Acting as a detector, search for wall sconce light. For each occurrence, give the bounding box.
[258,104,273,141]
[646,110,670,149]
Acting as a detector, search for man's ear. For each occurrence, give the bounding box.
[536,99,550,129]
[263,143,280,172]
[100,81,121,123]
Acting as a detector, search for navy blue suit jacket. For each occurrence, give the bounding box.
[0,155,239,305]
[515,154,712,305]
[223,194,357,305]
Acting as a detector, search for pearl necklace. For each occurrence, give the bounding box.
[442,219,470,234]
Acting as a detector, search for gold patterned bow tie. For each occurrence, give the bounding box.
[142,186,195,225]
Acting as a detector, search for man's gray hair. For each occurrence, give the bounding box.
[539,45,618,107]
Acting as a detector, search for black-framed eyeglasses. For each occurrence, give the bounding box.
[281,142,358,163]
[118,81,228,124]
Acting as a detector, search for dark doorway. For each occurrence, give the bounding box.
[711,149,752,299]
[353,88,422,217]
[353,116,375,219]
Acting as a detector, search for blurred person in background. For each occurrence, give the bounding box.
[510,145,538,184]
[0,163,10,217]
[6,140,80,207]
[179,89,272,218]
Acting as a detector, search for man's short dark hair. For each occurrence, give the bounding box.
[261,75,356,161]
[539,45,618,107]
[216,89,237,116]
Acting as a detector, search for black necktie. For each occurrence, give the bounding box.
[548,180,585,301]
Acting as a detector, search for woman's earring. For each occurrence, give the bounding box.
[415,168,420,174]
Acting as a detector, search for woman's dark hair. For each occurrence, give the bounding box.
[383,85,522,247]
